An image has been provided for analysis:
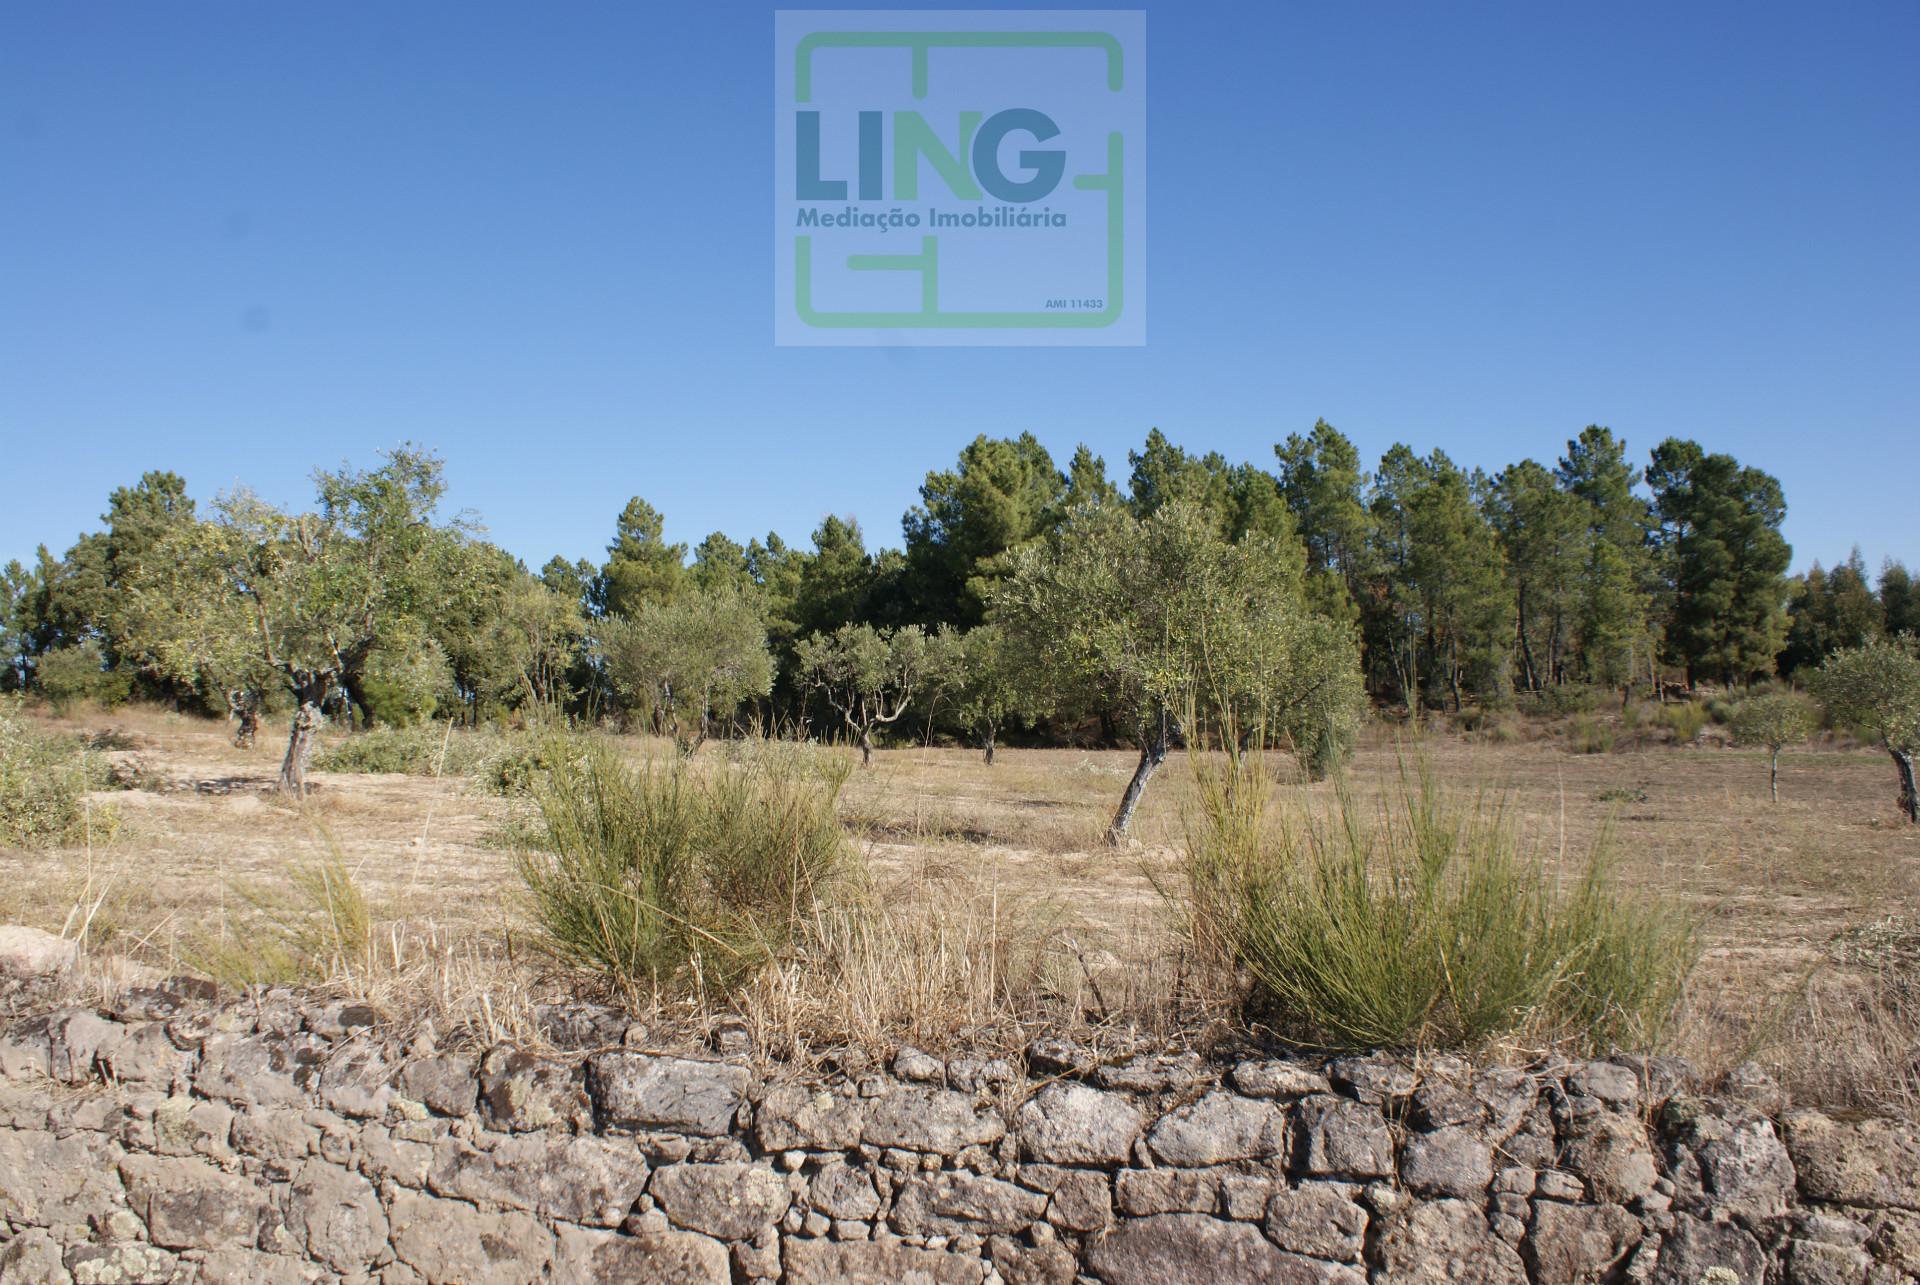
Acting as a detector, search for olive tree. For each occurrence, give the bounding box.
[121,449,467,794]
[601,588,774,755]
[433,545,585,722]
[794,623,944,766]
[951,624,1035,764]
[1727,691,1817,802]
[1811,638,1920,822]
[995,500,1362,842]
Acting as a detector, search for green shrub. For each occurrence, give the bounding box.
[1567,715,1616,754]
[1704,695,1738,726]
[1655,701,1711,745]
[1297,714,1357,781]
[481,731,592,797]
[1185,763,1692,1052]
[34,642,132,712]
[0,698,118,848]
[359,640,456,728]
[313,722,596,796]
[1453,706,1521,744]
[314,722,490,776]
[1451,707,1493,734]
[1540,684,1602,717]
[515,738,855,993]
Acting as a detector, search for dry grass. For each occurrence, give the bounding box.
[2,702,1917,1109]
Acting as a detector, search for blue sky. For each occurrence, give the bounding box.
[3,2,1915,576]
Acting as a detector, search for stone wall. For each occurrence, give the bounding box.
[2,978,1918,1284]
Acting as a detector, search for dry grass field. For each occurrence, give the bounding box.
[3,702,1916,1115]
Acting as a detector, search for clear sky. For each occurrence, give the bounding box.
[3,2,1915,577]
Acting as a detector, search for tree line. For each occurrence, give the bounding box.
[5,423,1917,828]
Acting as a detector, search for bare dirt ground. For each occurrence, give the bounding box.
[4,704,1916,1111]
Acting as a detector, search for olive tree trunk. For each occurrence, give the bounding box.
[1769,747,1780,803]
[1893,748,1918,823]
[278,697,323,795]
[1107,714,1170,844]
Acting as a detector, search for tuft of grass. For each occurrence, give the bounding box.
[514,737,856,996]
[0,697,118,848]
[1183,757,1693,1053]
[1567,714,1616,755]
[1654,701,1712,745]
[185,852,374,988]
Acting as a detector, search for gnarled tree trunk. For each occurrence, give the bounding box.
[1107,712,1170,844]
[1893,748,1918,823]
[278,674,331,796]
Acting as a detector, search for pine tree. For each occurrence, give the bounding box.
[1274,420,1370,618]
[1648,440,1792,687]
[901,433,1065,629]
[593,498,686,618]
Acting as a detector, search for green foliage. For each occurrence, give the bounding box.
[593,497,686,618]
[1004,502,1356,748]
[430,546,584,720]
[1729,691,1818,800]
[1366,447,1513,710]
[1811,639,1920,755]
[1559,427,1659,691]
[1882,562,1920,638]
[1275,420,1369,610]
[1489,460,1587,691]
[0,698,117,848]
[949,624,1033,761]
[1539,684,1603,717]
[795,622,953,763]
[791,516,877,641]
[8,428,1895,770]
[186,854,373,988]
[1654,701,1712,745]
[357,638,455,727]
[1567,715,1616,755]
[1649,439,1792,686]
[515,738,854,993]
[998,500,1362,827]
[315,722,480,776]
[311,721,592,799]
[1186,764,1692,1052]
[33,641,133,711]
[1781,552,1883,676]
[481,731,591,798]
[1811,638,1920,821]
[602,588,775,754]
[119,447,472,792]
[903,433,1066,629]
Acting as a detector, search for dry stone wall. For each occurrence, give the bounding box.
[2,977,1918,1284]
